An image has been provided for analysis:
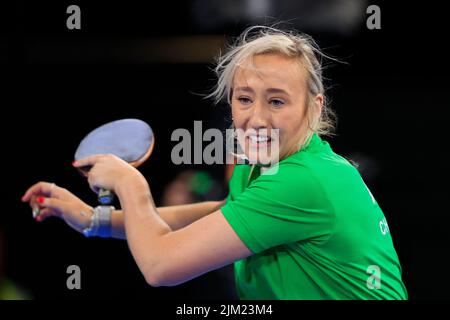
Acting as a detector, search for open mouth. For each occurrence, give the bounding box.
[246,134,272,148]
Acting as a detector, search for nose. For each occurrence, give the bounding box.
[247,101,270,130]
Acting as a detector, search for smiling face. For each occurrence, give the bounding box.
[231,53,323,165]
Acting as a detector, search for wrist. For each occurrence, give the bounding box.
[115,172,149,198]
[82,205,115,238]
[80,205,95,229]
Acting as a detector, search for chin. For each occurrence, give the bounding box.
[238,135,282,166]
[245,148,279,166]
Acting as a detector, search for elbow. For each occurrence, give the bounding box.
[145,274,164,287]
[139,255,165,287]
[144,264,167,287]
[143,264,186,288]
[143,264,173,287]
[145,273,179,288]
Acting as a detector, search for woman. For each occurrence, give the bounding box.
[22,26,408,299]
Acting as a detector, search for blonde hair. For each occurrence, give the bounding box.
[207,25,336,151]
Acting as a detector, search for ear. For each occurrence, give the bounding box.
[314,94,324,120]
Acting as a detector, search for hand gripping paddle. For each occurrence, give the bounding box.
[74,119,154,205]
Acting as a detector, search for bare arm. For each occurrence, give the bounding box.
[71,154,251,287]
[115,177,252,287]
[21,181,225,240]
[111,200,226,239]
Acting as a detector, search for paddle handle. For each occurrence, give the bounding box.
[98,188,115,205]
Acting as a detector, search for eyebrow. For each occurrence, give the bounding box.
[234,86,290,95]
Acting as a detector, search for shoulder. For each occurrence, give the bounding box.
[251,160,329,209]
[281,139,359,185]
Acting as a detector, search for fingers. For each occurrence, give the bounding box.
[22,181,56,202]
[73,154,106,168]
[87,174,100,194]
[34,196,66,217]
[35,208,54,222]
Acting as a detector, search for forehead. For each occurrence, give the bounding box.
[233,53,306,91]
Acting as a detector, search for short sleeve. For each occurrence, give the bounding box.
[221,163,335,254]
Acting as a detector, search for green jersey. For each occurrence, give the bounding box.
[221,133,407,300]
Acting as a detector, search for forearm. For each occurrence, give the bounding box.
[116,178,170,285]
[158,200,225,229]
[110,199,225,239]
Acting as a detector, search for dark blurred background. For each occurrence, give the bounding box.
[1,0,448,299]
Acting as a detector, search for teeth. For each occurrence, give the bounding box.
[248,135,270,142]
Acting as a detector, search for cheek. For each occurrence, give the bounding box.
[274,107,306,139]
[230,104,246,127]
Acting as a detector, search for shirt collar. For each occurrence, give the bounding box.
[301,133,323,153]
[256,133,324,172]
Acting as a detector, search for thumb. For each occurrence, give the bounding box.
[35,208,57,222]
[36,196,67,217]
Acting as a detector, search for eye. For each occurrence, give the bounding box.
[269,99,284,107]
[237,96,253,105]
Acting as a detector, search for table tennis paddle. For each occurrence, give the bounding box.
[74,118,154,204]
